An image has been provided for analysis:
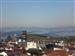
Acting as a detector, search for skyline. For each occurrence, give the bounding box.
[0,0,75,28]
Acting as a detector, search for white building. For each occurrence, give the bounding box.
[25,41,42,50]
[0,52,8,56]
[55,41,64,46]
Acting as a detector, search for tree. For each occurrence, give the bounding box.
[5,35,12,43]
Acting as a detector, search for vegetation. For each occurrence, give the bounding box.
[63,36,75,43]
[28,34,47,41]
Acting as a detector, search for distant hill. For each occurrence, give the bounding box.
[0,27,75,38]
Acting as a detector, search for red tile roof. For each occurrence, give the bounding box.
[45,50,72,56]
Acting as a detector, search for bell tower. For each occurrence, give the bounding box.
[22,31,27,40]
[18,30,28,45]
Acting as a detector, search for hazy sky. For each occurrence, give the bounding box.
[0,0,75,28]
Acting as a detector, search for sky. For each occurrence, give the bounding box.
[0,0,75,28]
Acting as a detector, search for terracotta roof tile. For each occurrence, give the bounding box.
[45,50,72,56]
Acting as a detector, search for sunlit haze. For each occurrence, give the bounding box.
[0,0,75,28]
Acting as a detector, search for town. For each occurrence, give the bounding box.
[0,31,75,56]
[0,0,74,56]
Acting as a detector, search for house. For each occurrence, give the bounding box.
[55,41,64,46]
[25,41,42,50]
[53,46,63,51]
[0,51,8,56]
[25,41,43,56]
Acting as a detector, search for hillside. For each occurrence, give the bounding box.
[0,27,75,39]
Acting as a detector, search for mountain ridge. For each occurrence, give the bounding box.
[0,27,75,38]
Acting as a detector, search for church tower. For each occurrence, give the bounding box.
[18,30,28,45]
